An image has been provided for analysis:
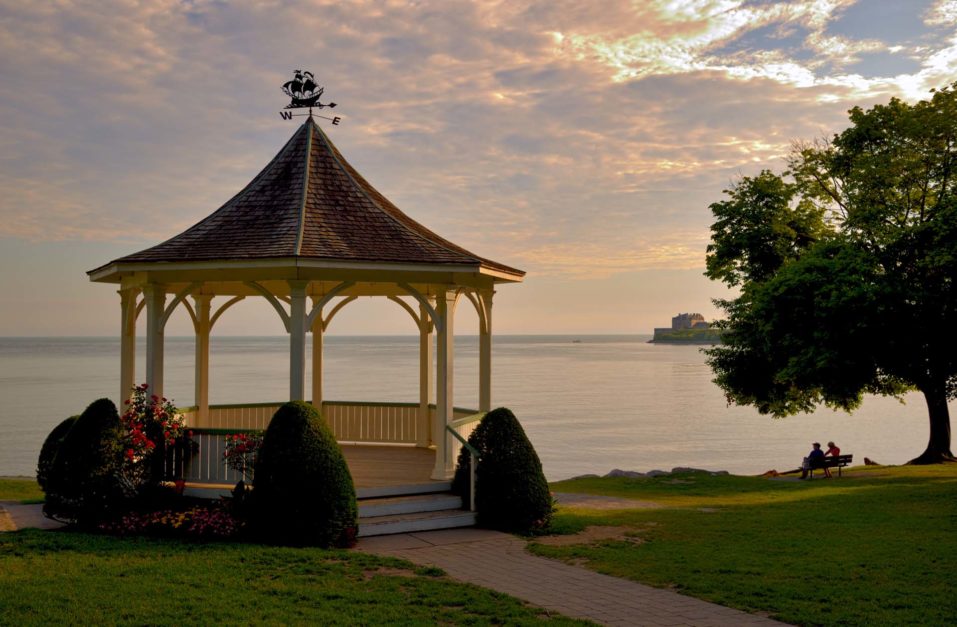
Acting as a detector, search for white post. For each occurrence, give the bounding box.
[479,290,494,412]
[118,288,138,405]
[289,281,308,401]
[418,301,434,448]
[310,296,323,409]
[143,284,166,401]
[193,294,212,426]
[432,289,457,480]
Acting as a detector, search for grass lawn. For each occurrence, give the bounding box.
[0,530,585,625]
[0,478,585,625]
[536,464,957,626]
[0,478,43,503]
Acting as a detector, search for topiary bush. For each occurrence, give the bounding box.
[43,398,125,526]
[251,401,357,547]
[36,415,79,492]
[453,407,553,533]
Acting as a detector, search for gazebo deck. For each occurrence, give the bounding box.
[341,444,440,489]
[181,442,450,496]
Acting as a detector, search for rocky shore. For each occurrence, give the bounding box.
[568,466,730,480]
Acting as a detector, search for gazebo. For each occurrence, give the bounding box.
[88,117,524,482]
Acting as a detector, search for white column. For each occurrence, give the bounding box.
[310,296,323,409]
[418,301,434,448]
[289,281,308,401]
[143,284,167,401]
[432,289,457,480]
[118,288,138,405]
[479,290,494,412]
[193,294,212,426]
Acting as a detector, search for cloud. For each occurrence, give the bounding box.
[0,0,952,282]
[555,0,956,101]
[925,0,957,26]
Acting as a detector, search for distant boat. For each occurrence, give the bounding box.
[572,340,582,343]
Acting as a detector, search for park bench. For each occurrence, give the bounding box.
[806,454,853,478]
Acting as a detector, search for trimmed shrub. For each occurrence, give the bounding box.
[453,407,553,533]
[252,401,357,547]
[36,415,79,492]
[43,398,124,526]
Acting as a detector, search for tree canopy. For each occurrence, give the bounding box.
[705,84,957,464]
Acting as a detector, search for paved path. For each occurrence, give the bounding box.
[358,529,786,627]
[0,502,65,532]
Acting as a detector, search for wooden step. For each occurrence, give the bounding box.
[358,509,477,537]
[358,493,463,518]
[184,481,453,501]
[356,481,452,499]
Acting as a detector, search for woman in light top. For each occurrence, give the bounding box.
[823,441,840,478]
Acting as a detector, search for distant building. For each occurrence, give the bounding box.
[652,313,719,344]
[672,313,709,330]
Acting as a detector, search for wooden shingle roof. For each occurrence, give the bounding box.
[96,118,523,277]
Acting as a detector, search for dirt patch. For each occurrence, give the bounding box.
[361,566,418,580]
[535,526,642,547]
[0,509,16,532]
[553,492,661,510]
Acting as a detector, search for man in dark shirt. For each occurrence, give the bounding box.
[801,442,825,479]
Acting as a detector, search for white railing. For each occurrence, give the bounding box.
[446,411,485,511]
[174,401,483,485]
[324,401,420,444]
[182,401,479,445]
[180,403,281,430]
[174,431,249,485]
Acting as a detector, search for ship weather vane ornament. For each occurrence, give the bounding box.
[279,69,341,125]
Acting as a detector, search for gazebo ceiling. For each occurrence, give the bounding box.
[89,117,524,286]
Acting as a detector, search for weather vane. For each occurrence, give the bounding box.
[279,69,341,125]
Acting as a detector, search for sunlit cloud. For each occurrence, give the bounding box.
[925,0,957,26]
[0,0,953,283]
[556,0,955,101]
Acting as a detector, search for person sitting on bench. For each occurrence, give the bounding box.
[823,441,841,478]
[801,442,825,479]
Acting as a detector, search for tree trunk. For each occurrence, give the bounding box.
[908,384,956,464]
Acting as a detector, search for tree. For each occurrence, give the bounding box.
[706,84,957,464]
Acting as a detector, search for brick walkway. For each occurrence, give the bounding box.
[0,502,64,532]
[358,529,787,627]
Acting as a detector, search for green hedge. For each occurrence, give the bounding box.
[453,407,553,533]
[36,415,79,492]
[43,399,124,526]
[252,401,357,547]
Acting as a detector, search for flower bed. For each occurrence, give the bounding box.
[98,494,242,540]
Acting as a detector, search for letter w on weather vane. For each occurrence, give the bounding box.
[279,69,341,125]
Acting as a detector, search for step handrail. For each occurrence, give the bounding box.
[446,425,479,512]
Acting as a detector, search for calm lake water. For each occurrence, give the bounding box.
[0,335,949,480]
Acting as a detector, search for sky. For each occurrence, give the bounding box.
[1,0,955,336]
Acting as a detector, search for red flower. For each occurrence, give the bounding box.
[125,449,135,460]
